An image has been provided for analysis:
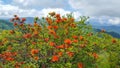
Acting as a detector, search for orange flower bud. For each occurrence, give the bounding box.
[31,49,39,55]
[47,26,52,30]
[55,14,60,18]
[49,30,56,35]
[34,22,39,27]
[72,35,78,39]
[33,31,39,36]
[80,36,84,41]
[77,62,83,68]
[67,52,74,57]
[49,42,55,46]
[93,52,99,59]
[51,55,59,62]
[64,39,72,45]
[44,38,49,42]
[32,42,36,45]
[56,45,65,49]
[58,52,63,57]
[70,18,74,22]
[53,25,58,30]
[80,44,86,48]
[23,33,32,39]
[73,39,78,43]
[14,22,18,26]
[21,18,26,22]
[34,56,39,61]
[112,38,117,43]
[9,30,15,34]
[101,29,105,33]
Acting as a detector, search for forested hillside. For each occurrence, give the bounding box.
[0,19,13,30]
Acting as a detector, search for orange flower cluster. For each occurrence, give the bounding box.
[14,62,25,68]
[55,14,62,23]
[80,44,86,48]
[49,42,56,47]
[34,22,39,27]
[51,55,59,62]
[72,35,78,39]
[44,38,49,42]
[53,25,58,30]
[87,32,93,36]
[46,17,52,25]
[31,49,39,56]
[21,18,26,22]
[80,36,84,41]
[56,44,70,49]
[77,62,83,68]
[56,44,65,49]
[32,42,36,45]
[57,52,63,57]
[11,15,27,27]
[92,52,99,59]
[0,42,4,46]
[14,22,18,26]
[101,29,105,33]
[64,39,72,45]
[73,39,78,43]
[51,51,74,62]
[34,56,39,61]
[67,52,74,57]
[9,30,15,34]
[70,23,76,28]
[49,29,59,39]
[112,38,117,43]
[48,25,58,30]
[49,30,56,35]
[0,52,17,61]
[33,30,39,36]
[23,33,32,39]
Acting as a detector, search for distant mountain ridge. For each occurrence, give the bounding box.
[0,19,13,30]
[94,29,120,38]
[93,25,120,34]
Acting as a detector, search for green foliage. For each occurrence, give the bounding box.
[0,19,13,32]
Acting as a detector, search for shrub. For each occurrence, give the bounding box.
[0,12,120,68]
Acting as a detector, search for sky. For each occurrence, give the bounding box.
[0,0,120,25]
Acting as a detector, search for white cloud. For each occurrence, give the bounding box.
[68,0,120,17]
[89,16,120,25]
[41,8,71,17]
[0,4,46,18]
[0,3,81,19]
[0,0,3,4]
[12,0,67,9]
[68,0,85,9]
[73,11,82,19]
[109,17,120,25]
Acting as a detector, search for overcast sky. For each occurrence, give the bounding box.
[0,0,120,25]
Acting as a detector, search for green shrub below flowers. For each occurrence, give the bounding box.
[0,12,120,68]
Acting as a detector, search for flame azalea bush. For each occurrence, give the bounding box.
[0,12,120,68]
